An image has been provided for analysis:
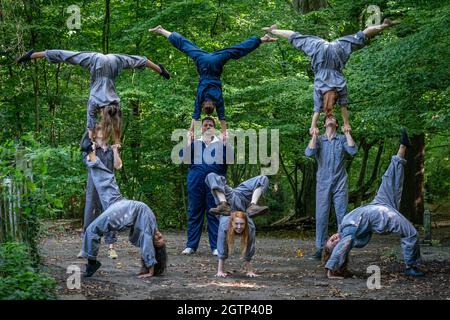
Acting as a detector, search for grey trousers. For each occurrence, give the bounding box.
[82,200,158,267]
[205,173,269,212]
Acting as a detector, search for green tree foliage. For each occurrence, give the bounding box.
[0,0,448,228]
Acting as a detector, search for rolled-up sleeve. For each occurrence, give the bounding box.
[324,235,354,271]
[217,217,229,260]
[244,218,256,262]
[341,136,357,156]
[113,54,148,70]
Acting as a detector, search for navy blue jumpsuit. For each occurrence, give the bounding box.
[180,137,233,251]
[168,32,262,120]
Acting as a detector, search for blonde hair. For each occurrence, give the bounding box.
[100,104,122,144]
[226,211,249,257]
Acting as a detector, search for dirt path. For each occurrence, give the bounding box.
[40,224,450,300]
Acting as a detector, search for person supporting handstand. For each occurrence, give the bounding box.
[205,173,269,278]
[262,19,397,135]
[305,115,357,259]
[77,125,123,260]
[16,49,170,145]
[322,129,425,279]
[80,143,167,278]
[149,25,276,139]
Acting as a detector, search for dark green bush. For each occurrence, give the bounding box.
[0,242,56,300]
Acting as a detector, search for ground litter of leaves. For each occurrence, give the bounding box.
[41,222,450,300]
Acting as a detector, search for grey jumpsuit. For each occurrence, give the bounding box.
[82,144,116,244]
[325,155,422,271]
[81,156,160,268]
[205,173,269,261]
[288,31,369,112]
[305,133,357,250]
[45,50,148,129]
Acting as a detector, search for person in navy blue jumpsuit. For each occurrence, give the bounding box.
[149,25,276,138]
[179,117,233,255]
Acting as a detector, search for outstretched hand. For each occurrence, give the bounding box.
[112,144,121,150]
[309,127,320,136]
[261,34,277,43]
[341,124,352,134]
[219,130,228,143]
[187,130,194,145]
[246,271,260,278]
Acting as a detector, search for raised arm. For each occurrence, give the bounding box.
[305,131,319,157]
[341,130,357,156]
[111,144,123,170]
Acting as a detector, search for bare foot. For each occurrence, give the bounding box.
[262,24,278,33]
[148,25,163,33]
[383,18,399,27]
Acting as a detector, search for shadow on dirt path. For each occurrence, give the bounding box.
[40,223,450,300]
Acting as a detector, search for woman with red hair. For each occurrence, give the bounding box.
[215,211,258,278]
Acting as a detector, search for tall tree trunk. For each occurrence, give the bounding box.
[400,133,425,224]
[355,138,370,207]
[292,0,328,13]
[280,153,299,216]
[23,0,40,133]
[102,0,110,54]
[300,160,316,217]
[130,99,142,192]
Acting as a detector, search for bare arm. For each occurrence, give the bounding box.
[220,120,227,141]
[112,145,123,170]
[344,131,355,147]
[308,132,319,149]
[310,112,320,135]
[188,119,196,144]
[340,106,351,133]
[216,259,227,277]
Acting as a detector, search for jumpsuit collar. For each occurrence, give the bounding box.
[321,132,338,141]
[199,135,220,145]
